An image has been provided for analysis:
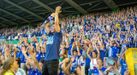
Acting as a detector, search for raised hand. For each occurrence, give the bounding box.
[89,44,92,48]
[55,6,62,14]
[13,46,17,54]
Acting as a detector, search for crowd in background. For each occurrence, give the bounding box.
[0,6,137,75]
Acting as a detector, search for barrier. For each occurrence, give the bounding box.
[125,48,137,75]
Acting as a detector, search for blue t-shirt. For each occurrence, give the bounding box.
[68,44,72,56]
[108,46,119,58]
[120,34,125,40]
[28,68,42,75]
[41,53,46,60]
[85,57,90,67]
[19,51,26,63]
[100,67,106,72]
[127,41,134,48]
[16,51,20,58]
[120,58,127,75]
[89,67,106,75]
[89,68,99,75]
[130,24,134,31]
[36,52,42,62]
[100,50,106,61]
[44,32,62,60]
[67,38,74,56]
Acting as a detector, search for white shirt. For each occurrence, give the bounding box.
[90,58,97,69]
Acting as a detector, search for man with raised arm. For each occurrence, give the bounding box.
[42,6,62,75]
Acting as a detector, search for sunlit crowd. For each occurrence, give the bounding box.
[0,6,137,75]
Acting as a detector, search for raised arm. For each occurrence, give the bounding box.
[22,46,41,71]
[71,42,75,56]
[13,47,17,60]
[54,6,62,32]
[44,13,55,34]
[76,41,81,56]
[64,57,74,74]
[30,51,41,72]
[98,38,104,49]
[21,46,29,60]
[86,44,93,59]
[95,44,100,59]
[45,22,50,34]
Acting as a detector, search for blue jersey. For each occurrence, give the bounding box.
[68,44,73,56]
[67,38,74,56]
[28,68,42,75]
[100,50,106,61]
[120,58,127,75]
[120,34,125,40]
[108,46,119,58]
[70,56,80,73]
[100,67,106,72]
[127,41,134,48]
[41,53,46,60]
[16,51,20,58]
[88,68,99,75]
[89,67,106,75]
[36,52,42,62]
[85,57,90,67]
[130,24,134,31]
[19,51,26,63]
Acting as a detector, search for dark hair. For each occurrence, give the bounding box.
[73,50,78,53]
[59,24,61,28]
[92,50,97,55]
[73,47,77,51]
[39,59,44,64]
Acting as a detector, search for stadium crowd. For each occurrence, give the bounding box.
[0,6,137,75]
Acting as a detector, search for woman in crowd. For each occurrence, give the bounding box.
[1,57,19,75]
